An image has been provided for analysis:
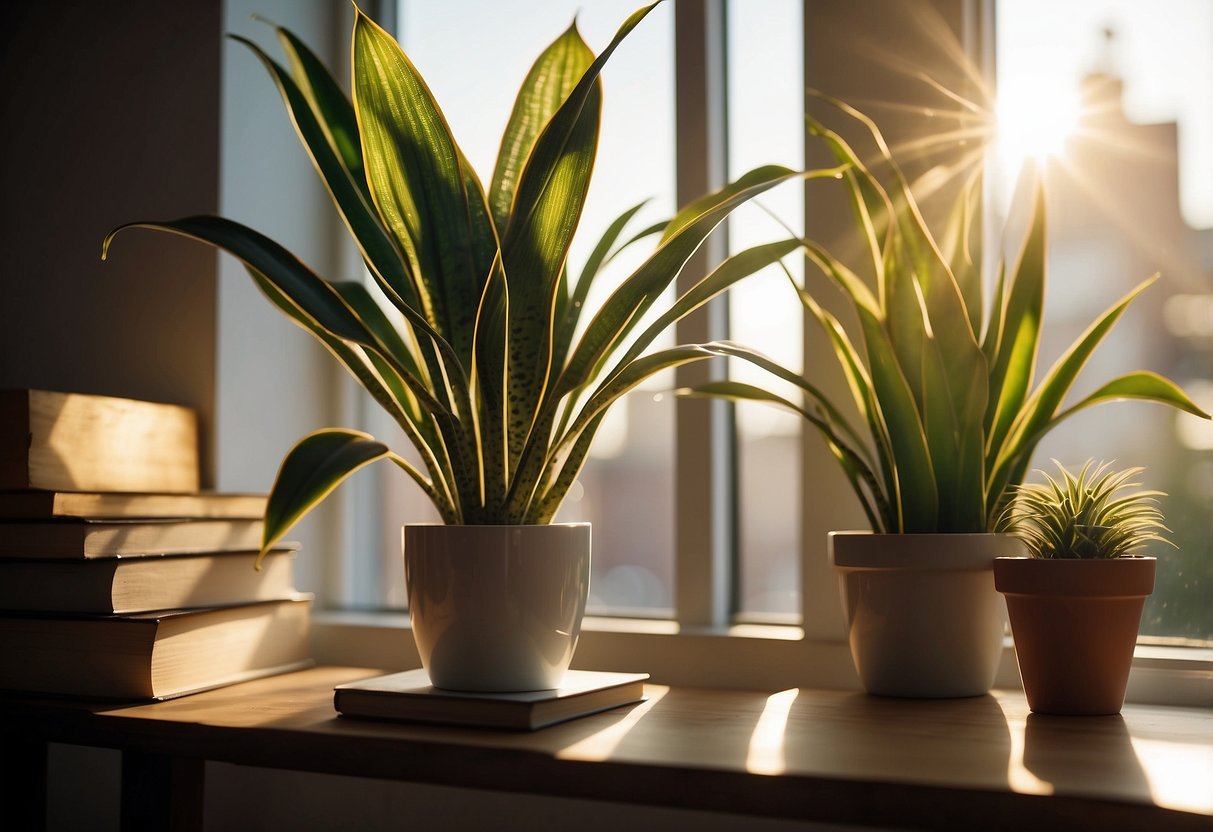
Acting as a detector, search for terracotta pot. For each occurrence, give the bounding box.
[994,556,1155,715]
[404,523,591,692]
[830,532,1024,698]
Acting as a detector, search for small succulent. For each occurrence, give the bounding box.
[999,460,1170,559]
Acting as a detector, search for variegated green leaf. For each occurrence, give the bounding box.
[230,35,422,315]
[261,429,390,559]
[490,22,594,232]
[353,7,486,368]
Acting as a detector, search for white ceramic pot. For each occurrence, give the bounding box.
[829,531,1024,698]
[403,523,591,692]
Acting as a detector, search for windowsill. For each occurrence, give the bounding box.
[7,666,1209,830]
[310,610,1213,708]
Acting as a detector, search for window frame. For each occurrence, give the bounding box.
[219,0,1213,707]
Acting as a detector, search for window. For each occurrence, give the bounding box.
[995,0,1213,642]
[220,1,1210,697]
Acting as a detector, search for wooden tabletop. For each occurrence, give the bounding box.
[6,666,1211,831]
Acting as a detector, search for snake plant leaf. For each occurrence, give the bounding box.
[525,410,605,525]
[702,340,873,464]
[681,379,887,532]
[230,35,421,315]
[245,268,459,520]
[500,6,660,488]
[353,7,486,368]
[1058,371,1209,421]
[103,215,451,420]
[940,169,985,337]
[558,164,805,399]
[998,371,1210,502]
[552,199,652,371]
[330,281,425,390]
[529,344,716,520]
[501,87,601,478]
[236,27,473,431]
[854,301,938,531]
[804,115,894,297]
[980,258,1007,361]
[990,275,1158,502]
[610,238,804,375]
[984,179,1046,459]
[271,25,369,199]
[503,163,807,521]
[260,428,391,561]
[104,216,361,339]
[471,254,510,512]
[795,278,897,506]
[490,22,594,233]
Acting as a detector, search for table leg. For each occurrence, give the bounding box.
[120,751,205,832]
[2,732,47,831]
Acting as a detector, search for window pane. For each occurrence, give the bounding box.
[363,0,678,613]
[996,0,1213,641]
[726,0,804,618]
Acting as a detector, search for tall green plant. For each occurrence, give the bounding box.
[685,98,1209,533]
[103,3,814,555]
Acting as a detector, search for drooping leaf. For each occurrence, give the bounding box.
[102,216,452,419]
[260,429,391,559]
[679,380,888,532]
[243,267,458,521]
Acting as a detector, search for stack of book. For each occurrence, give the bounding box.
[0,389,312,701]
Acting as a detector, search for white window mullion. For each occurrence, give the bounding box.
[673,0,736,628]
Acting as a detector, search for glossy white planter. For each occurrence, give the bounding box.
[403,523,591,692]
[830,532,1024,698]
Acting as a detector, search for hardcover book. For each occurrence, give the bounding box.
[0,518,263,559]
[0,547,297,614]
[0,596,313,700]
[334,669,649,730]
[0,490,267,521]
[0,389,199,493]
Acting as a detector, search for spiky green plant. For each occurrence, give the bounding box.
[684,97,1209,533]
[101,2,818,557]
[999,461,1170,559]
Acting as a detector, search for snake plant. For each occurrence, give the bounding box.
[686,97,1209,534]
[103,2,813,554]
[999,461,1169,559]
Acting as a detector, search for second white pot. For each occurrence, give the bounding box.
[830,531,1023,698]
[404,523,591,692]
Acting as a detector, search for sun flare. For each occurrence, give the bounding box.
[994,79,1081,182]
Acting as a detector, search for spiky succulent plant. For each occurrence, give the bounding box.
[999,461,1170,559]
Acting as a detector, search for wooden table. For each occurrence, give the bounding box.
[3,666,1210,831]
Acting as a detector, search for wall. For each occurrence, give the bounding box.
[0,0,222,483]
